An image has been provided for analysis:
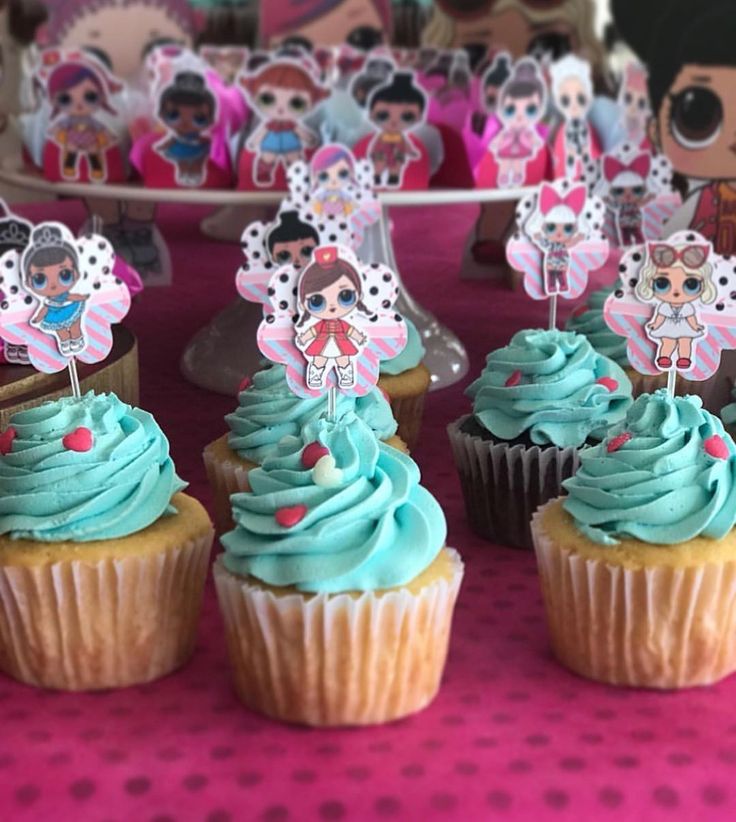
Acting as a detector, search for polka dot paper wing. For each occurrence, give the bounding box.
[506,180,609,302]
[603,230,736,381]
[0,222,131,374]
[257,244,406,398]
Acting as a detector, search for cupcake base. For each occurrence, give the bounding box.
[0,493,213,691]
[214,547,464,726]
[448,415,581,550]
[532,499,736,689]
[378,363,431,450]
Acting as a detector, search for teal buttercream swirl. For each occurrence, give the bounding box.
[466,329,632,448]
[221,412,446,593]
[226,363,397,462]
[0,392,185,542]
[564,390,736,545]
[380,318,425,376]
[564,287,629,368]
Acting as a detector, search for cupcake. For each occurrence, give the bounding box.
[0,392,213,691]
[214,412,463,726]
[448,328,632,549]
[378,318,431,449]
[566,286,715,404]
[203,362,405,532]
[532,390,736,688]
[721,385,736,439]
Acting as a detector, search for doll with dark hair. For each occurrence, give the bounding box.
[266,210,319,269]
[612,0,736,254]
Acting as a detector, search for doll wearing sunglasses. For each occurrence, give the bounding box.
[637,243,715,370]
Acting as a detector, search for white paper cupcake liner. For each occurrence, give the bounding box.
[448,415,581,550]
[213,549,464,726]
[203,441,254,534]
[531,501,736,689]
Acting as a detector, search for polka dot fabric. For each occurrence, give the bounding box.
[3,202,735,821]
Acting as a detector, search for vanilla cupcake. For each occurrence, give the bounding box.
[214,412,463,726]
[378,318,431,448]
[0,392,213,691]
[448,328,632,549]
[532,390,736,688]
[203,362,404,532]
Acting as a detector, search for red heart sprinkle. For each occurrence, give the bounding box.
[238,375,252,393]
[0,427,16,455]
[505,370,522,387]
[607,432,632,453]
[275,505,307,528]
[705,434,729,460]
[62,427,94,452]
[301,441,329,469]
[596,377,619,392]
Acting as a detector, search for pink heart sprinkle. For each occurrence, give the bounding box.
[705,434,729,460]
[505,370,522,387]
[596,377,619,392]
[301,441,330,469]
[275,504,307,528]
[62,427,94,453]
[238,375,252,393]
[607,432,632,453]
[0,427,16,456]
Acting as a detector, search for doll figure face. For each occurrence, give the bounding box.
[27,257,79,297]
[55,77,102,117]
[556,76,589,122]
[500,91,542,127]
[651,265,704,306]
[543,220,576,244]
[609,182,647,205]
[253,84,313,120]
[304,275,358,319]
[655,65,736,182]
[622,88,649,125]
[271,239,316,270]
[370,101,422,133]
[316,159,352,190]
[161,100,212,135]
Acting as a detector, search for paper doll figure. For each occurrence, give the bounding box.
[507,180,608,302]
[350,55,395,107]
[601,153,653,246]
[154,71,216,186]
[603,230,736,381]
[239,57,330,188]
[484,57,548,189]
[257,244,406,398]
[617,62,651,149]
[0,204,32,365]
[310,145,359,218]
[267,211,320,270]
[550,54,601,181]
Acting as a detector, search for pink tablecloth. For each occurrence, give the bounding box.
[3,202,735,822]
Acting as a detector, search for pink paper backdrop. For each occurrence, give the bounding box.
[1,201,734,821]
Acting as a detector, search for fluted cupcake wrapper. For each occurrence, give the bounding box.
[0,532,213,691]
[203,440,255,534]
[213,550,464,727]
[388,392,427,451]
[531,502,736,689]
[448,415,581,550]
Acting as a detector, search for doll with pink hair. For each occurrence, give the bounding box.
[309,145,357,218]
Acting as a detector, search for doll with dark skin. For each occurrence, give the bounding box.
[612,0,736,255]
[266,211,319,270]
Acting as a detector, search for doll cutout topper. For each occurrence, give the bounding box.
[353,69,430,190]
[507,179,608,325]
[586,145,682,248]
[549,54,601,182]
[257,244,406,398]
[604,231,736,384]
[616,61,651,150]
[0,203,32,365]
[238,55,330,189]
[34,48,126,184]
[0,223,131,394]
[476,56,549,189]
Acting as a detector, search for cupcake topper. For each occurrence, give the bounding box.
[256,244,406,415]
[585,145,681,247]
[506,179,609,329]
[603,230,736,396]
[0,202,32,365]
[0,221,131,398]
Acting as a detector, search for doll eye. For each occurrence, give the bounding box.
[563,224,574,235]
[317,171,329,183]
[307,293,325,311]
[257,91,275,107]
[193,113,209,126]
[84,90,99,104]
[163,107,180,123]
[577,94,587,107]
[373,109,390,123]
[275,250,292,263]
[633,185,645,196]
[560,94,570,108]
[624,92,632,105]
[31,273,47,289]
[525,104,538,117]
[400,111,417,123]
[654,276,671,294]
[638,97,647,110]
[611,186,624,196]
[544,223,555,233]
[684,277,703,294]
[338,169,350,179]
[59,268,74,285]
[289,95,307,112]
[300,245,315,260]
[669,86,723,149]
[338,288,356,307]
[504,103,516,117]
[57,92,72,107]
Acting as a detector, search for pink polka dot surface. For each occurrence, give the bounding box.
[2,202,734,821]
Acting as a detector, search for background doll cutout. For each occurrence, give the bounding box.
[0,204,32,365]
[507,179,607,302]
[256,244,407,398]
[604,231,736,380]
[0,222,131,373]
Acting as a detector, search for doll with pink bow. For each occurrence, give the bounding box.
[617,62,651,149]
